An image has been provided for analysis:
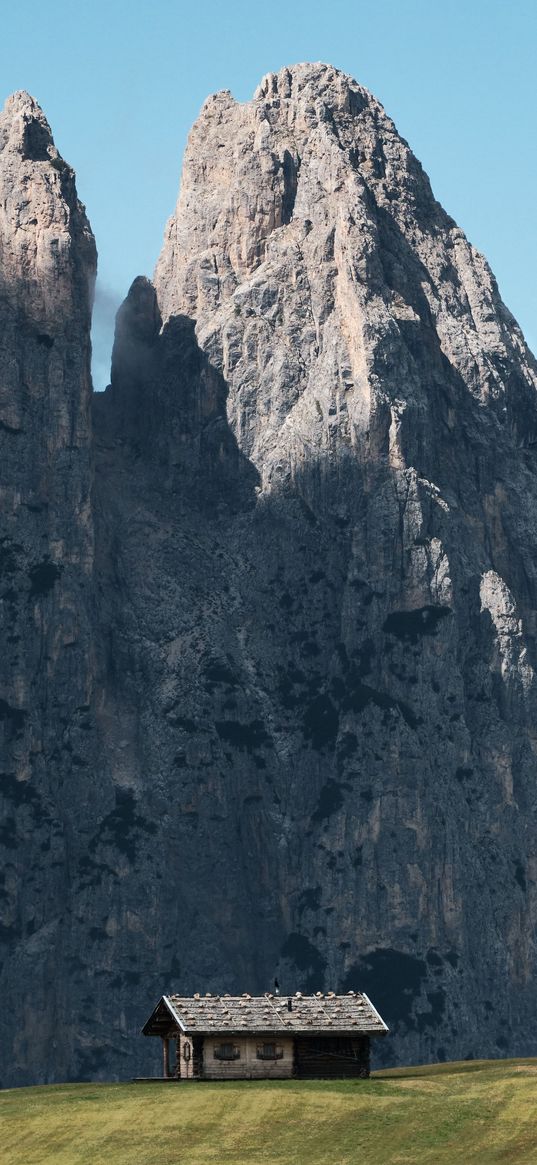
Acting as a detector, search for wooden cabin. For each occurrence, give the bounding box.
[142,990,388,1080]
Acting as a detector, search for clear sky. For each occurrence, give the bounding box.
[1,0,536,387]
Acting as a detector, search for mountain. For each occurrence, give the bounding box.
[2,64,537,1085]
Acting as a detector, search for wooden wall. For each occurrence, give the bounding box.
[202,1036,294,1080]
[294,1035,370,1079]
[161,1031,372,1080]
[174,1032,195,1079]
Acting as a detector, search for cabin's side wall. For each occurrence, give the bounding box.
[202,1036,294,1079]
[295,1035,370,1079]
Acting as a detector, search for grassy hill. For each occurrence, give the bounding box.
[2,1059,537,1164]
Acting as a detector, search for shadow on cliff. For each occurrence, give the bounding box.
[92,298,260,512]
[84,273,537,1082]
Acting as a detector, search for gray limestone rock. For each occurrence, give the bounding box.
[3,65,537,1084]
[0,91,97,1081]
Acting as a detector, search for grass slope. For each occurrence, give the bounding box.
[2,1060,537,1164]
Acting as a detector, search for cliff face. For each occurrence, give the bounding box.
[3,66,537,1084]
[0,93,99,1080]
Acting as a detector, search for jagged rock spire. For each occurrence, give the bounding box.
[155,61,537,484]
[0,90,97,1084]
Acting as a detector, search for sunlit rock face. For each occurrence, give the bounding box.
[3,65,537,1085]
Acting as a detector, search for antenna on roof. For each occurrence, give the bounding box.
[274,978,280,996]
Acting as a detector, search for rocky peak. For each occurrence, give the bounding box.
[0,90,56,159]
[0,90,95,328]
[107,275,162,408]
[155,62,537,482]
[0,86,96,476]
[3,68,537,1087]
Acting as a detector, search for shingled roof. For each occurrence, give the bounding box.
[143,991,388,1036]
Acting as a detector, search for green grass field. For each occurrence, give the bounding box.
[2,1059,537,1165]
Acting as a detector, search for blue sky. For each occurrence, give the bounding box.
[1,0,536,386]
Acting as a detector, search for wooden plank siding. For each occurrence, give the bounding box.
[174,1033,195,1079]
[202,1035,294,1079]
[295,1036,370,1079]
[157,1032,370,1079]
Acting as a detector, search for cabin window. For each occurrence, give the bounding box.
[214,1043,240,1060]
[256,1042,284,1060]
